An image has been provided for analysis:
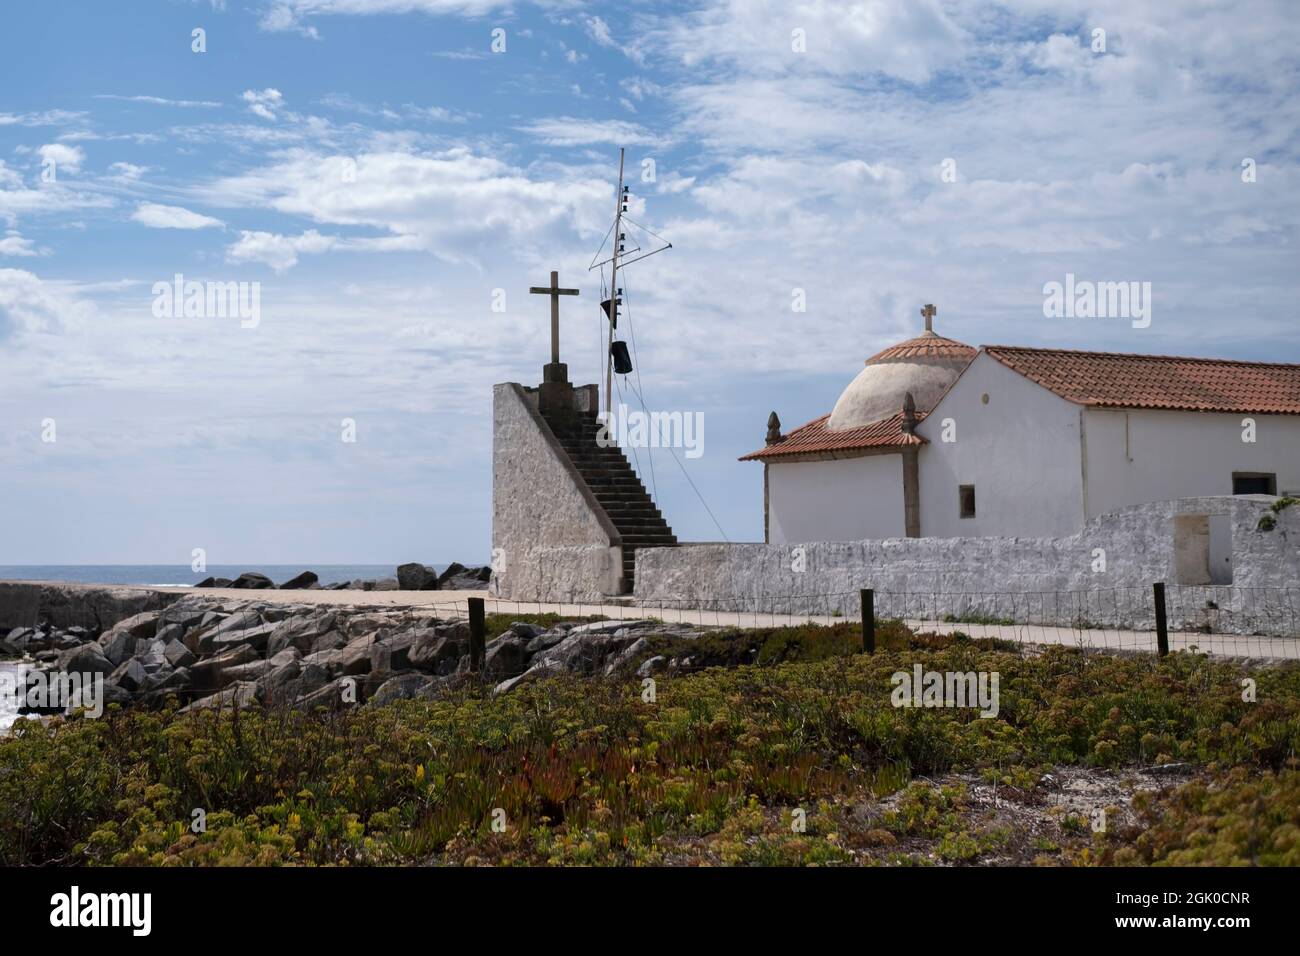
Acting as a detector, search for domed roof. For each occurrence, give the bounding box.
[827,329,975,431]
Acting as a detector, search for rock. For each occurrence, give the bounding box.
[163,640,196,669]
[408,628,467,673]
[439,564,493,590]
[190,644,259,690]
[369,673,433,706]
[370,630,417,673]
[154,622,185,645]
[371,578,400,591]
[207,620,279,654]
[339,636,375,675]
[195,577,233,588]
[99,630,137,667]
[110,658,149,693]
[63,680,132,716]
[605,636,650,675]
[223,659,274,684]
[278,571,319,590]
[56,642,115,676]
[229,572,275,590]
[267,613,336,657]
[493,660,563,695]
[523,628,568,656]
[636,655,666,678]
[508,622,544,640]
[296,678,358,710]
[530,631,641,677]
[97,611,159,649]
[396,563,440,591]
[309,630,347,655]
[484,634,528,678]
[179,681,259,713]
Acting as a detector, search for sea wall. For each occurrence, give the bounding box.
[0,582,182,634]
[633,497,1300,635]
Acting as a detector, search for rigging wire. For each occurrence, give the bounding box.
[620,276,657,502]
[619,274,729,543]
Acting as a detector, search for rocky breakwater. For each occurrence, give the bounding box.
[2,594,713,720]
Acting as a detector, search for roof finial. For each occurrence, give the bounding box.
[921,303,936,333]
[766,411,783,445]
[901,391,917,433]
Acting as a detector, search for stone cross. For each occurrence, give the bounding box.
[529,270,579,364]
[921,303,937,332]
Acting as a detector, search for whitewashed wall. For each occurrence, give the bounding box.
[917,353,1085,538]
[768,454,905,544]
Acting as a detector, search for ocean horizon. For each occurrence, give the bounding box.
[0,565,466,588]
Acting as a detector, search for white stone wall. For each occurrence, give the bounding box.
[768,454,905,544]
[490,383,623,601]
[634,496,1300,635]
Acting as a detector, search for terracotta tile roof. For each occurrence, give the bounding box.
[740,411,926,461]
[867,332,977,364]
[985,346,1300,415]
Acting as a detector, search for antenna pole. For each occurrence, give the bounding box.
[605,147,625,419]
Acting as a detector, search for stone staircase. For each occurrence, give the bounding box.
[541,407,677,592]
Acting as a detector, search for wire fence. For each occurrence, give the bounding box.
[6,581,1298,720]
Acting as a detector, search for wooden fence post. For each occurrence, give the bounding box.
[468,597,486,672]
[1152,582,1169,657]
[861,588,875,654]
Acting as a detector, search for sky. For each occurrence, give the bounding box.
[0,0,1297,565]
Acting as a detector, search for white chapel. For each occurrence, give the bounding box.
[742,306,1300,566]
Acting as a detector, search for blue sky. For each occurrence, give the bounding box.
[1,0,1297,564]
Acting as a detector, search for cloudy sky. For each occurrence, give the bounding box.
[1,0,1297,565]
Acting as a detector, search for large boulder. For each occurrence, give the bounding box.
[179,681,259,713]
[278,571,319,590]
[190,643,259,691]
[56,642,114,676]
[396,563,439,591]
[369,673,433,706]
[408,626,468,674]
[194,577,233,588]
[267,612,337,657]
[96,611,159,665]
[229,572,275,590]
[483,634,528,679]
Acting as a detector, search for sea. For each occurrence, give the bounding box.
[0,565,456,588]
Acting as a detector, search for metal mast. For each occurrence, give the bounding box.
[605,147,626,418]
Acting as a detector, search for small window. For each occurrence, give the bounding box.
[1232,472,1276,496]
[959,484,976,518]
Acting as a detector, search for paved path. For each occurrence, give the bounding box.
[11,582,1297,660]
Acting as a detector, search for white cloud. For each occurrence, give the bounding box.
[242,88,285,120]
[200,147,610,268]
[226,228,338,271]
[259,0,510,36]
[131,202,224,230]
[95,94,222,108]
[108,162,148,180]
[517,116,665,147]
[583,15,615,48]
[38,143,85,175]
[0,232,41,257]
[0,268,93,341]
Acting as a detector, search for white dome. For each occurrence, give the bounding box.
[826,331,975,432]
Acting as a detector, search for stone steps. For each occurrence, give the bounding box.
[541,407,677,593]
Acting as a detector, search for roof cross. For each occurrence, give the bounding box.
[921,303,937,333]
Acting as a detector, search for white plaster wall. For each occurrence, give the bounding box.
[918,353,1085,538]
[768,454,905,544]
[1083,408,1300,519]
